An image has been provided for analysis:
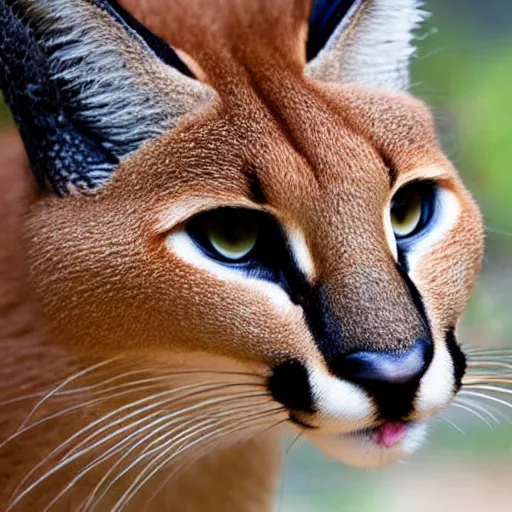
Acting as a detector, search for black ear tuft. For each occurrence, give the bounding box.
[0,0,112,194]
[307,0,360,61]
[0,0,208,196]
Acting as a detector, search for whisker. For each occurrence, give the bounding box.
[16,358,120,431]
[85,399,279,510]
[111,409,287,512]
[438,415,466,435]
[8,383,265,509]
[468,358,512,365]
[459,389,512,414]
[64,384,266,461]
[115,410,286,512]
[450,402,494,429]
[79,416,203,512]
[64,381,261,456]
[142,416,289,512]
[2,376,257,454]
[461,385,512,397]
[56,371,168,397]
[60,369,264,397]
[46,399,275,512]
[0,362,135,452]
[0,391,47,408]
[278,431,303,512]
[285,431,303,457]
[454,397,500,425]
[81,399,274,511]
[465,348,512,357]
[463,376,512,387]
[5,366,264,450]
[467,361,512,371]
[1,385,163,454]
[137,402,281,462]
[459,396,512,424]
[484,225,512,238]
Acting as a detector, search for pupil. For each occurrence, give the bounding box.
[392,202,409,224]
[213,220,248,246]
[392,191,421,225]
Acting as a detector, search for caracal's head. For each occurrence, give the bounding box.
[2,0,484,468]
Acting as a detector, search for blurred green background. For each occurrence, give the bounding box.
[0,1,511,511]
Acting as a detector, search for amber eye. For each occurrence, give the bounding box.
[390,182,436,240]
[187,208,262,262]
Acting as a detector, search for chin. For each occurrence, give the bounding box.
[309,421,429,469]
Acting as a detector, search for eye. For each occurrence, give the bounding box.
[390,182,436,241]
[185,207,301,292]
[186,208,266,263]
[208,221,257,260]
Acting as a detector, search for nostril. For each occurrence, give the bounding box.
[339,338,434,386]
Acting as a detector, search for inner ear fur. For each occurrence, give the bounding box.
[306,0,426,91]
[0,0,213,196]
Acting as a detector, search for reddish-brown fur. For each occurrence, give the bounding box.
[0,1,484,510]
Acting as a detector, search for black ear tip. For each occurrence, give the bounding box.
[307,0,360,61]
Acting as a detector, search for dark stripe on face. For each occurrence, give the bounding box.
[445,328,467,391]
[395,259,433,339]
[242,163,268,205]
[380,151,398,188]
[298,283,346,364]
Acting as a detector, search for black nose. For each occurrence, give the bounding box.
[334,339,434,420]
[339,338,434,387]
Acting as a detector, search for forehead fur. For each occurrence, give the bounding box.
[115,82,441,214]
[117,0,439,181]
[120,0,311,77]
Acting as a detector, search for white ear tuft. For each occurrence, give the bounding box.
[306,0,427,91]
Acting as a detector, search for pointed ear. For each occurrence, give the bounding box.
[0,0,213,196]
[305,0,426,90]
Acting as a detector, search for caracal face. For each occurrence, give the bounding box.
[2,0,484,484]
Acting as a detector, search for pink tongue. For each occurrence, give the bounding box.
[374,422,406,448]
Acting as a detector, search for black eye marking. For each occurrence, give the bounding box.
[394,263,432,337]
[298,283,345,363]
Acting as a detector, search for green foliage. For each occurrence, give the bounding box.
[413,23,512,238]
[457,46,512,233]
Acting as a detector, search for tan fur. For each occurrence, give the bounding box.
[0,1,484,510]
